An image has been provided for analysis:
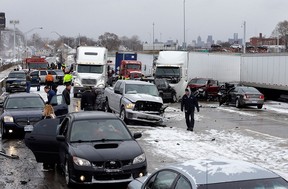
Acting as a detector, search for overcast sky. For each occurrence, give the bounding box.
[1,0,288,44]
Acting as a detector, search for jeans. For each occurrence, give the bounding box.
[185,111,195,130]
[26,81,31,93]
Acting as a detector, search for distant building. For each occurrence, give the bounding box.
[250,33,284,47]
[142,40,178,51]
[228,33,243,45]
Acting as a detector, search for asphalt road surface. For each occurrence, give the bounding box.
[0,89,288,188]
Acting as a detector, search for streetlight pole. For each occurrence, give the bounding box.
[152,22,155,52]
[183,0,186,50]
[9,20,19,60]
[25,27,43,58]
[243,21,246,54]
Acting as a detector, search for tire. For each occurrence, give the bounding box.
[236,99,242,108]
[171,94,177,103]
[105,100,112,113]
[0,123,5,139]
[37,86,40,91]
[257,104,263,109]
[120,107,129,124]
[65,160,74,187]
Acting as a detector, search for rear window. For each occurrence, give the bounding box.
[240,87,259,93]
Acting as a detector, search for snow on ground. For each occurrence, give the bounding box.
[143,127,288,179]
[217,107,256,116]
[264,101,288,114]
[163,106,203,122]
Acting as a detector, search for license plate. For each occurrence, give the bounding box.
[105,169,122,173]
[252,101,257,104]
[24,125,34,132]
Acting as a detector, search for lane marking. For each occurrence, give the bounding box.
[245,129,284,140]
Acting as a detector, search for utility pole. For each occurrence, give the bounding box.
[183,0,186,50]
[10,20,19,60]
[243,21,246,54]
[152,22,155,52]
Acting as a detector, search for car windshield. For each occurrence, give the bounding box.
[126,64,140,70]
[125,84,159,96]
[189,79,207,85]
[241,87,260,93]
[5,97,45,109]
[78,65,103,74]
[8,72,26,79]
[198,177,288,189]
[70,119,132,142]
[155,67,180,77]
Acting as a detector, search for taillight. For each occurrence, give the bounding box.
[259,95,264,99]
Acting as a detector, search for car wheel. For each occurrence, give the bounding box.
[171,94,177,103]
[37,86,40,91]
[65,160,74,187]
[105,100,112,113]
[236,99,242,108]
[120,107,129,124]
[0,123,5,139]
[257,104,263,109]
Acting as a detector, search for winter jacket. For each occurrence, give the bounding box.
[181,94,199,113]
[62,88,71,105]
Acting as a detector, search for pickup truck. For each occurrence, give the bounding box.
[187,78,220,100]
[104,80,165,125]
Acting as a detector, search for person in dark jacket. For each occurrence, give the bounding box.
[26,74,32,93]
[62,83,71,106]
[81,86,96,111]
[181,88,200,131]
[44,85,56,104]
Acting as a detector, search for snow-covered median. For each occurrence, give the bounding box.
[143,127,288,179]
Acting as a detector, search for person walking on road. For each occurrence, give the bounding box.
[181,88,200,132]
[62,83,71,106]
[45,72,54,87]
[81,86,96,111]
[26,73,32,93]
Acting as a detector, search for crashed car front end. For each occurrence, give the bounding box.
[124,100,166,124]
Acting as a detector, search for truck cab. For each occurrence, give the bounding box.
[73,46,108,97]
[119,60,142,80]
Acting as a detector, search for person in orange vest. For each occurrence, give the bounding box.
[45,72,54,87]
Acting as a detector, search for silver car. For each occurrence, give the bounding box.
[128,158,288,189]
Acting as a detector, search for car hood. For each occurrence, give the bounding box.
[6,78,25,82]
[124,94,163,103]
[3,109,43,117]
[70,140,143,161]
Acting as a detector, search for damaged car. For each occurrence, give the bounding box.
[104,80,166,125]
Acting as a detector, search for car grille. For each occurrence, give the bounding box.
[92,160,132,169]
[134,101,162,112]
[15,117,42,126]
[94,173,132,181]
[81,79,97,86]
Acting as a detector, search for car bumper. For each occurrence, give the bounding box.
[125,109,164,124]
[242,99,264,106]
[69,162,147,184]
[3,122,25,133]
[6,85,26,92]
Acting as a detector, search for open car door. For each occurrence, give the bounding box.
[50,94,68,119]
[24,119,61,164]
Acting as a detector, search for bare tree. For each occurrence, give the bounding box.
[121,35,143,51]
[98,32,120,51]
[272,20,288,37]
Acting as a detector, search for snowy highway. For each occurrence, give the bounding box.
[0,85,288,188]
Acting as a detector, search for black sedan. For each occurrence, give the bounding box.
[24,112,147,187]
[0,93,68,137]
[154,78,177,102]
[228,86,264,109]
[5,70,27,93]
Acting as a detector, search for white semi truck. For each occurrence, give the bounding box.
[73,46,108,97]
[155,51,189,100]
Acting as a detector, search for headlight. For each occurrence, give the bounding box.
[133,153,146,164]
[4,116,14,123]
[199,88,204,92]
[97,84,105,88]
[21,81,26,85]
[125,103,135,109]
[74,81,82,87]
[73,156,91,166]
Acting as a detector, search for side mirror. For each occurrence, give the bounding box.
[133,132,142,139]
[56,135,65,141]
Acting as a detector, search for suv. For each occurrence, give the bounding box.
[30,70,63,84]
[187,78,220,99]
[5,70,27,93]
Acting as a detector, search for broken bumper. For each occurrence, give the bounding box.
[125,109,164,124]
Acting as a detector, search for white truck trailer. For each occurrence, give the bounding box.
[73,46,108,97]
[155,51,189,100]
